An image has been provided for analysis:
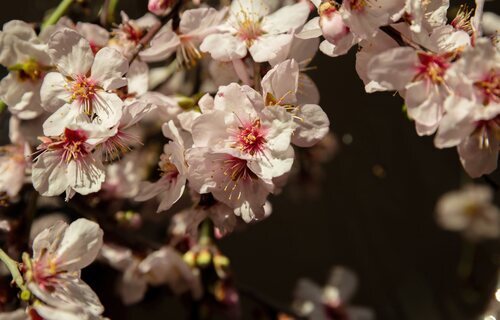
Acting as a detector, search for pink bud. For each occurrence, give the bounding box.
[148,0,171,16]
[319,4,350,43]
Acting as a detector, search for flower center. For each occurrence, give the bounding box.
[70,75,97,114]
[159,154,179,180]
[235,119,266,156]
[451,5,473,34]
[60,128,89,163]
[9,58,45,82]
[349,0,368,12]
[474,69,499,106]
[415,53,449,85]
[123,22,144,44]
[236,16,264,46]
[177,36,202,68]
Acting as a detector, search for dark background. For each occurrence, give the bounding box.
[1,1,499,319]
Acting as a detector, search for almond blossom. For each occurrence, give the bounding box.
[293,266,374,320]
[434,38,499,177]
[186,83,295,222]
[135,121,188,212]
[200,0,310,63]
[25,218,104,319]
[140,7,228,68]
[262,59,329,147]
[0,143,28,200]
[32,124,112,200]
[40,28,128,136]
[0,21,51,119]
[436,184,500,241]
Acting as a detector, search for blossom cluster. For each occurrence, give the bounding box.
[301,0,499,177]
[0,0,498,318]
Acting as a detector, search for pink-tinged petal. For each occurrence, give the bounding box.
[66,156,105,196]
[139,247,202,298]
[298,73,320,105]
[135,178,170,202]
[458,133,499,178]
[91,47,128,90]
[3,20,37,41]
[92,91,123,129]
[121,100,152,129]
[75,22,109,48]
[261,107,295,153]
[0,73,43,119]
[42,104,82,136]
[32,220,67,260]
[319,34,359,58]
[54,218,103,271]
[48,28,94,77]
[262,59,299,105]
[140,22,180,62]
[162,120,184,145]
[366,47,418,91]
[32,152,69,197]
[191,110,233,148]
[296,17,322,39]
[262,2,310,34]
[213,83,260,120]
[249,34,293,63]
[434,96,476,148]
[198,93,214,113]
[179,7,227,35]
[127,59,149,96]
[99,244,134,271]
[119,266,148,305]
[405,81,446,128]
[200,33,247,62]
[230,0,270,18]
[40,72,72,112]
[157,177,186,212]
[292,104,330,147]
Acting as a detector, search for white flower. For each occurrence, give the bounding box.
[41,28,128,136]
[32,125,112,200]
[436,184,500,240]
[110,12,159,59]
[186,83,295,221]
[434,38,499,177]
[293,266,374,320]
[140,7,228,67]
[200,0,309,63]
[262,59,329,147]
[26,218,104,318]
[0,20,51,119]
[135,121,187,212]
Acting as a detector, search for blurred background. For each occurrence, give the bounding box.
[1,1,499,319]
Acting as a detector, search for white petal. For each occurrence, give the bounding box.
[48,28,94,77]
[66,156,105,196]
[292,104,330,147]
[54,218,104,272]
[32,151,69,197]
[91,47,128,90]
[200,33,247,62]
[249,34,293,63]
[40,72,71,112]
[262,2,310,34]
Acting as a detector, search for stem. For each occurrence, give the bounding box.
[0,101,6,113]
[0,249,25,292]
[100,0,120,27]
[41,0,75,30]
[457,240,476,280]
[129,0,182,64]
[199,219,214,246]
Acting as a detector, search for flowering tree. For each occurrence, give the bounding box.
[0,0,498,318]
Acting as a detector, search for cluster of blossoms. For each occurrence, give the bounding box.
[300,0,499,178]
[0,0,498,318]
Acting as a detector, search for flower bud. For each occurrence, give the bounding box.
[319,2,349,44]
[148,0,172,16]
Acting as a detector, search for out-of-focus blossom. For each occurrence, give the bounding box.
[0,143,28,200]
[293,266,374,320]
[436,184,500,241]
[148,0,172,16]
[110,12,159,59]
[0,21,51,119]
